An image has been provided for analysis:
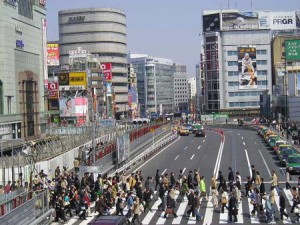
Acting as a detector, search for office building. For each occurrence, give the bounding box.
[58,8,128,118]
[129,53,176,117]
[0,0,47,139]
[173,67,189,112]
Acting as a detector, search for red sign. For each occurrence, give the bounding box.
[48,82,59,90]
[101,63,112,81]
[49,90,59,99]
[47,43,59,66]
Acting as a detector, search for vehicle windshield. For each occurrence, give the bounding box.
[281,149,296,155]
[288,157,300,164]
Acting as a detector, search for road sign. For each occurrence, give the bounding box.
[285,39,300,61]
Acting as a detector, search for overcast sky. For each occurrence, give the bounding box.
[47,0,300,76]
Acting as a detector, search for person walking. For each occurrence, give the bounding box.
[186,190,196,217]
[211,186,219,209]
[95,194,108,217]
[194,191,203,221]
[271,170,279,193]
[228,167,234,192]
[228,192,238,223]
[180,178,189,202]
[115,192,124,216]
[143,188,152,212]
[217,171,224,192]
[290,187,299,213]
[54,197,67,222]
[131,197,142,225]
[163,190,178,218]
[157,181,166,211]
[200,176,208,201]
[279,191,289,221]
[285,171,291,190]
[155,170,160,191]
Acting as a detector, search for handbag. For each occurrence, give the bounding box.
[221,197,227,204]
[165,207,173,214]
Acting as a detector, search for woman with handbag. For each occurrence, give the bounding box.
[131,197,142,225]
[164,190,178,218]
[211,186,219,209]
[64,192,72,217]
[220,191,228,213]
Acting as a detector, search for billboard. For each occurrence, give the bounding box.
[101,63,112,81]
[285,39,300,61]
[222,12,259,31]
[106,83,112,96]
[60,98,75,117]
[117,133,130,163]
[203,13,220,32]
[58,72,69,86]
[271,12,296,30]
[75,97,88,116]
[296,11,300,29]
[47,43,59,66]
[69,72,87,87]
[238,47,257,89]
[258,11,271,29]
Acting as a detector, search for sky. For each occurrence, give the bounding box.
[47,0,300,76]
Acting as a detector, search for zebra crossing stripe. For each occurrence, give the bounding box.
[172,197,188,224]
[283,188,293,206]
[219,192,228,224]
[156,192,180,224]
[142,197,162,224]
[203,195,214,225]
[236,199,244,224]
[248,197,259,223]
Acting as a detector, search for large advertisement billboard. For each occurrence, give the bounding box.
[47,43,59,66]
[271,12,296,30]
[238,47,257,90]
[222,12,259,31]
[117,133,130,163]
[258,11,271,29]
[296,11,300,29]
[75,97,88,116]
[69,72,87,87]
[101,63,112,81]
[60,98,75,117]
[203,13,220,32]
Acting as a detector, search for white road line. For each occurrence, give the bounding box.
[242,136,244,140]
[237,200,244,224]
[191,140,194,143]
[198,145,201,150]
[161,169,167,175]
[174,155,179,160]
[244,149,252,177]
[203,139,206,143]
[243,142,246,146]
[133,136,181,173]
[190,154,195,160]
[238,133,240,136]
[219,192,228,223]
[274,189,291,223]
[173,198,188,224]
[258,149,271,177]
[283,188,293,206]
[252,137,254,140]
[142,197,162,224]
[203,195,214,225]
[248,198,260,223]
[156,193,179,224]
[184,146,188,150]
[214,139,225,178]
[182,167,186,174]
[254,141,257,145]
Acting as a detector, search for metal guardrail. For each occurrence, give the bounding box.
[0,188,26,205]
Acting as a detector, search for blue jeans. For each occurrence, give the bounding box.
[194,208,202,221]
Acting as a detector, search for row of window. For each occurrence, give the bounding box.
[228,60,267,66]
[228,81,268,86]
[227,50,267,56]
[228,70,268,76]
[228,91,262,97]
[229,101,260,107]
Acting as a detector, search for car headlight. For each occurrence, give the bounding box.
[288,167,293,170]
[282,159,286,162]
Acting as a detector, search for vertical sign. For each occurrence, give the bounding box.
[238,47,257,89]
[101,63,112,81]
[42,18,48,80]
[285,40,300,61]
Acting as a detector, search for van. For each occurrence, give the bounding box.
[88,216,129,225]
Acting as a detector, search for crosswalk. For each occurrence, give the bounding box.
[52,187,299,225]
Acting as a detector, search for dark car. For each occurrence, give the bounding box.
[88,216,129,225]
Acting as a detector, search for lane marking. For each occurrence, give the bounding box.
[173,197,188,224]
[238,133,240,136]
[161,169,167,175]
[254,141,257,145]
[190,154,195,160]
[252,137,254,140]
[190,140,194,143]
[213,137,225,178]
[244,149,252,177]
[133,136,181,173]
[203,194,214,225]
[198,145,201,149]
[174,155,179,161]
[203,139,206,143]
[184,146,188,150]
[142,196,162,224]
[242,136,244,140]
[182,167,186,174]
[258,149,271,177]
[243,142,246,146]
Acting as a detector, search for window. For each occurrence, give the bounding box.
[227,51,237,56]
[257,60,267,65]
[257,50,267,55]
[228,61,238,66]
[228,82,239,87]
[0,80,2,114]
[258,80,268,85]
[257,70,268,75]
[228,71,239,76]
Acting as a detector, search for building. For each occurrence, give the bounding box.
[129,53,175,117]
[128,64,139,119]
[188,77,197,100]
[58,8,128,118]
[202,10,274,115]
[173,68,189,113]
[0,0,47,139]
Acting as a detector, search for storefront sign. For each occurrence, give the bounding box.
[69,72,87,86]
[47,82,59,91]
[68,16,85,23]
[285,40,300,61]
[47,43,59,66]
[69,47,87,58]
[58,73,69,86]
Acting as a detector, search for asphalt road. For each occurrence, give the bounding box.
[53,127,299,225]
